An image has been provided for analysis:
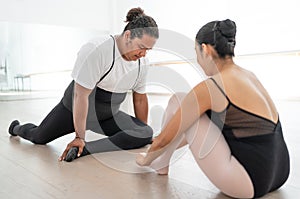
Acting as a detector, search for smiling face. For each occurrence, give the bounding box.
[122,31,157,61]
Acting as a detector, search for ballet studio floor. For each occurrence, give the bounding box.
[0,92,300,199]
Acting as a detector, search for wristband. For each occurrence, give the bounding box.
[75,136,85,141]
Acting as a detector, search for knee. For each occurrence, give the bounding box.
[136,126,153,146]
[142,125,153,138]
[132,125,153,145]
[131,125,153,145]
[132,121,153,139]
[167,92,186,110]
[31,137,48,145]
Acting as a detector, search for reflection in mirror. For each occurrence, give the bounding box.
[0,22,107,92]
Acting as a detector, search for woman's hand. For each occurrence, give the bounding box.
[59,137,85,161]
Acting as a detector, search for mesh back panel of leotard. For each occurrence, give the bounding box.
[208,78,276,138]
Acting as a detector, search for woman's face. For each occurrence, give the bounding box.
[124,33,157,61]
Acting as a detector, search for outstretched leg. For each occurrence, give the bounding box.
[9,100,75,144]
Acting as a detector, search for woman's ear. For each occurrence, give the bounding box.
[124,30,131,42]
[201,44,209,56]
[202,44,216,57]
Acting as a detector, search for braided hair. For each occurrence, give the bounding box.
[123,7,159,39]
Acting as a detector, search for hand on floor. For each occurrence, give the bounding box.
[59,137,85,161]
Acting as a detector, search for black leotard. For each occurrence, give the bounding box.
[206,78,290,198]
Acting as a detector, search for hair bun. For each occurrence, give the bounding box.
[125,7,145,22]
[219,19,236,39]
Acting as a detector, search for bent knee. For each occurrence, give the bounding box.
[143,125,153,138]
[166,93,187,113]
[31,137,49,145]
[136,127,153,147]
[136,124,153,138]
[168,93,186,105]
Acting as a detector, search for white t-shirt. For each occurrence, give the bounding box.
[71,35,149,93]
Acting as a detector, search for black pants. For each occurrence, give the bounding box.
[13,100,153,154]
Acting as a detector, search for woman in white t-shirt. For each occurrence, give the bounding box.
[8,7,159,162]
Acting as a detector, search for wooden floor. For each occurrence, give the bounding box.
[0,93,300,199]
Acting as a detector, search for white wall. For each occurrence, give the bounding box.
[0,0,113,90]
[110,0,300,99]
[0,0,299,98]
[0,22,109,90]
[0,0,112,30]
[1,0,299,61]
[235,54,300,100]
[111,0,300,55]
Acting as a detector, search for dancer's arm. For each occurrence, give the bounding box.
[59,82,92,161]
[137,81,212,166]
[73,83,92,139]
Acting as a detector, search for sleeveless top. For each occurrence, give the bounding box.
[206,78,277,138]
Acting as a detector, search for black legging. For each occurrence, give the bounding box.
[13,100,153,155]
